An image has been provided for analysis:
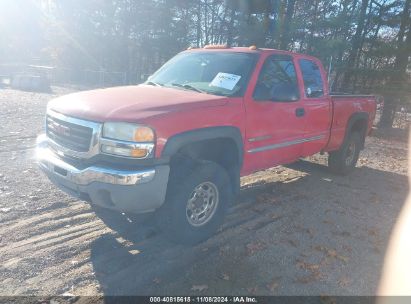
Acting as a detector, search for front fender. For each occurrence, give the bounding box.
[161,126,244,166]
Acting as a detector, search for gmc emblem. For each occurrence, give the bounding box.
[54,124,71,137]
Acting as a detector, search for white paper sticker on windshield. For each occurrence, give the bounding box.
[209,73,241,91]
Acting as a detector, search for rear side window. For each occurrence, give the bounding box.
[253,55,299,102]
[299,59,324,98]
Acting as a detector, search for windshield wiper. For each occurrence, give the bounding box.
[170,83,206,94]
[146,81,163,87]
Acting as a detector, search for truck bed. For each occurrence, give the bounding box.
[325,94,377,152]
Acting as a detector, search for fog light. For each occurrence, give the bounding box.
[101,145,148,158]
[130,148,149,158]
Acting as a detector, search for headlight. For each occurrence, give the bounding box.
[102,122,154,142]
[101,123,155,158]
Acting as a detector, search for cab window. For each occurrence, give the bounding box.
[253,55,299,102]
[299,59,324,98]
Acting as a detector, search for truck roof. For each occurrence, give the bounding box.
[184,45,319,61]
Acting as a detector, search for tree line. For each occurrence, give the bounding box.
[0,0,410,128]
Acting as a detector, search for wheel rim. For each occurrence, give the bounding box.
[186,181,219,227]
[345,141,356,166]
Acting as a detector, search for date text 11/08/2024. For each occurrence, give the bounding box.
[149,296,258,303]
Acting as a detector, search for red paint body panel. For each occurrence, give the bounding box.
[325,96,377,151]
[48,85,228,123]
[297,56,332,157]
[242,51,306,173]
[47,47,377,177]
[148,97,245,159]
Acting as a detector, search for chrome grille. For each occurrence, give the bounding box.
[46,115,93,152]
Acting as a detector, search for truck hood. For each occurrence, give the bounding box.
[48,85,228,122]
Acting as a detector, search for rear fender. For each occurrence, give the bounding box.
[344,112,369,149]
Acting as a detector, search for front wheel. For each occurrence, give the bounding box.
[328,131,361,175]
[156,160,232,245]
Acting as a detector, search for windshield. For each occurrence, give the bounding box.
[148,52,258,97]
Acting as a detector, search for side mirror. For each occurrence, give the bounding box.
[306,87,323,98]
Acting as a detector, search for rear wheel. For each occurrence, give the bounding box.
[328,132,361,175]
[156,159,232,245]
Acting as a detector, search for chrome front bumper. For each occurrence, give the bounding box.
[37,143,155,186]
[36,134,169,213]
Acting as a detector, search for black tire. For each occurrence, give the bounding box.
[328,131,362,175]
[156,159,232,245]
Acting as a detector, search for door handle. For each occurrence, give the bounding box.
[295,108,305,117]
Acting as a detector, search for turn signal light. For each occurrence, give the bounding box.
[101,145,149,158]
[133,126,155,142]
[130,148,149,158]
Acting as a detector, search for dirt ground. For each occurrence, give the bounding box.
[0,87,409,298]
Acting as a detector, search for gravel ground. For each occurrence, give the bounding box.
[0,87,409,297]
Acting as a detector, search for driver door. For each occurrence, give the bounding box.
[243,54,306,173]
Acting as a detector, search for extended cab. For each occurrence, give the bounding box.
[37,46,377,244]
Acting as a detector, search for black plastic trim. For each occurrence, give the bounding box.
[344,112,369,149]
[162,126,244,166]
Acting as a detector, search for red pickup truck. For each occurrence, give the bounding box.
[37,46,377,244]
